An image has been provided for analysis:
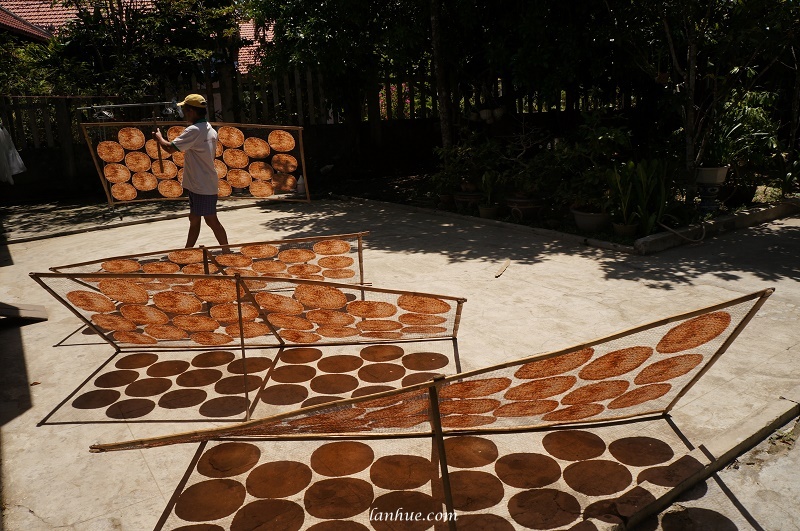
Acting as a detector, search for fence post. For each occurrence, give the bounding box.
[283,73,293,124]
[305,67,316,125]
[42,99,54,147]
[317,72,326,124]
[366,81,382,147]
[294,67,304,126]
[11,98,26,149]
[55,98,76,187]
[29,98,41,148]
[271,78,280,123]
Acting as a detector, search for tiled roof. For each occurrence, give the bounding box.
[0,5,52,40]
[0,0,77,34]
[1,1,269,75]
[237,22,273,74]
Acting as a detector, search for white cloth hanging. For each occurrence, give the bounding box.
[0,125,26,185]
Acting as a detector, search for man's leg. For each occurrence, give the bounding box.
[186,214,202,248]
[204,215,229,248]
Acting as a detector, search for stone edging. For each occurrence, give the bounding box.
[633,200,800,255]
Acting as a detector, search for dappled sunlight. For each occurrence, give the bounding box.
[253,200,612,268]
[594,219,800,289]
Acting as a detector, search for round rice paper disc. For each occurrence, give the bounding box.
[117,127,145,150]
[158,180,183,198]
[152,159,178,180]
[223,149,249,169]
[171,150,185,167]
[268,130,295,152]
[103,163,131,183]
[218,179,233,197]
[272,173,297,192]
[125,151,151,173]
[132,172,158,191]
[167,126,185,141]
[97,141,124,163]
[214,159,228,179]
[226,169,252,188]
[243,137,270,158]
[249,162,274,181]
[218,126,245,148]
[111,182,137,201]
[271,154,298,173]
[250,180,274,198]
[145,139,171,159]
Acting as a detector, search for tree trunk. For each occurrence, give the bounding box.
[430,0,452,151]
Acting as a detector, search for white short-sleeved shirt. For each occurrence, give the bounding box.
[171,120,219,195]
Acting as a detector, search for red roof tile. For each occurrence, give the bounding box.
[1,1,270,75]
[237,21,273,74]
[0,5,52,40]
[0,0,77,34]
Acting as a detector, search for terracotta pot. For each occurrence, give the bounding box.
[571,209,610,233]
[506,197,542,221]
[612,222,638,238]
[696,166,729,185]
[437,193,455,210]
[478,204,499,219]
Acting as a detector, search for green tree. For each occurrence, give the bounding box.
[46,0,243,102]
[607,0,796,186]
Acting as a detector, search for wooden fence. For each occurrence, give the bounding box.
[0,66,635,195]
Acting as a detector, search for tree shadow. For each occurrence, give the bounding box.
[251,200,610,269]
[595,219,800,291]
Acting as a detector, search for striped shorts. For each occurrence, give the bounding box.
[188,191,218,216]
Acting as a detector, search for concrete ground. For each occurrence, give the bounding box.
[1,198,798,530]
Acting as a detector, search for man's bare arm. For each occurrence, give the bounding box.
[153,128,178,154]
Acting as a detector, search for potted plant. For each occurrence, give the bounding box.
[428,169,458,209]
[608,161,639,237]
[562,112,631,233]
[714,90,780,208]
[478,169,503,218]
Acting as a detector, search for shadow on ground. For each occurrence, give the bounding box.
[254,201,800,290]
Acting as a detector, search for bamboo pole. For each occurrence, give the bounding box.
[428,377,457,531]
[664,288,775,413]
[50,232,369,272]
[297,128,311,202]
[235,274,251,421]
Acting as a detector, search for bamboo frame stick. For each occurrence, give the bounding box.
[81,123,113,206]
[237,277,284,344]
[664,288,775,413]
[81,121,308,206]
[297,128,310,202]
[428,377,457,531]
[91,380,438,452]
[421,288,773,383]
[50,232,369,272]
[357,233,366,285]
[28,274,119,351]
[36,271,466,303]
[234,275,251,421]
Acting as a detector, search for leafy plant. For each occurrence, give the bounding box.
[553,112,631,212]
[628,159,677,236]
[608,161,638,226]
[706,90,781,187]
